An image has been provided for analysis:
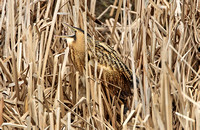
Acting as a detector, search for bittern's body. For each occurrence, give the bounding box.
[64,25,137,99]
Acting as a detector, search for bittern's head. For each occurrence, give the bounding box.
[62,23,86,47]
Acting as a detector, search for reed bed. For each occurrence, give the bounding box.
[0,0,200,129]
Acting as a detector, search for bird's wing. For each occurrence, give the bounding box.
[94,41,133,82]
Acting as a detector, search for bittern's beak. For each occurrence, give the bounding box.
[62,23,78,32]
[61,23,80,45]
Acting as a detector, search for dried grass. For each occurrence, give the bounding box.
[0,0,200,129]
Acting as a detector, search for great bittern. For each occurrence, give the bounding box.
[63,23,138,100]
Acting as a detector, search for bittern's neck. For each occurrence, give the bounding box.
[71,36,85,53]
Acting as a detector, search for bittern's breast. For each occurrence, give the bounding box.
[70,47,85,75]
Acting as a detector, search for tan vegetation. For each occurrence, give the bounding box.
[0,0,200,129]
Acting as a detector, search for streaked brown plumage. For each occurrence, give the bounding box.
[63,24,138,99]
